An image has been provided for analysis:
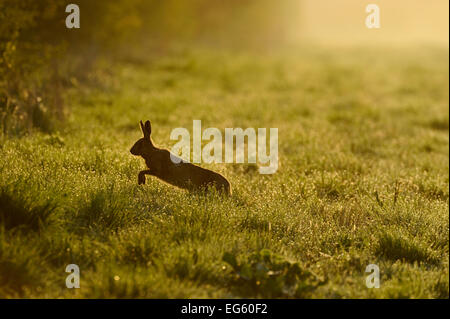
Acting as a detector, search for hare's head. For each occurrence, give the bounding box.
[130,120,154,156]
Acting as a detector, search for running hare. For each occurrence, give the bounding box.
[130,120,231,195]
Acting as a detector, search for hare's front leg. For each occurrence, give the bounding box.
[138,169,152,185]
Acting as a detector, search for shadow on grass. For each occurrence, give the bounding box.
[0,188,56,233]
[376,231,440,265]
[427,118,449,131]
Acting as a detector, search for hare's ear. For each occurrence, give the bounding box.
[144,120,152,138]
[139,120,145,136]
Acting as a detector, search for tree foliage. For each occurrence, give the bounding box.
[0,0,293,134]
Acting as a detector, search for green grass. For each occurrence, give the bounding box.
[0,45,448,298]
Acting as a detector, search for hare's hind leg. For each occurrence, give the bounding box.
[138,169,152,185]
[222,182,232,196]
[212,179,232,196]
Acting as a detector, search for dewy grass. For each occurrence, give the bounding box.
[0,46,448,298]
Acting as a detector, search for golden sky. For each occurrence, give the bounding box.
[289,0,449,46]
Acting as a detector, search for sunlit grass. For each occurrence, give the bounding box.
[0,46,448,298]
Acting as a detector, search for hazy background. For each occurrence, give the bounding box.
[296,0,449,46]
[1,0,448,135]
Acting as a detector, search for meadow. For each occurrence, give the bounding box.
[0,45,448,298]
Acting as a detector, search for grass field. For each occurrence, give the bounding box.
[0,45,448,298]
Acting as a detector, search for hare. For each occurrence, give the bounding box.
[130,120,232,195]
